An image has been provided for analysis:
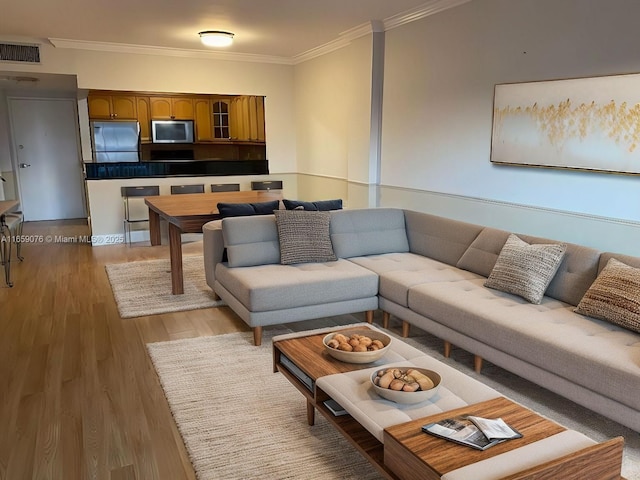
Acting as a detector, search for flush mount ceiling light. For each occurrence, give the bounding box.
[199,31,234,48]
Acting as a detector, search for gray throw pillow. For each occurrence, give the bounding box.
[484,234,567,304]
[274,210,337,265]
[575,258,640,333]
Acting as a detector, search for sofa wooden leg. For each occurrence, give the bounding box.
[474,355,483,373]
[365,310,374,324]
[401,321,410,337]
[444,341,452,358]
[253,326,263,346]
[382,311,390,329]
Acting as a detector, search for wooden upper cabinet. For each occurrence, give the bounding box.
[230,95,265,142]
[150,96,194,120]
[136,97,151,142]
[88,94,137,120]
[87,90,266,145]
[194,98,214,142]
[212,98,231,139]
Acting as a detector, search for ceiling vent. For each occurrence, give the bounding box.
[0,43,41,64]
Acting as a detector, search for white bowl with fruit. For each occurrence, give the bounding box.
[323,330,391,364]
[371,367,441,404]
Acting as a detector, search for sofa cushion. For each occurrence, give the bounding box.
[575,258,640,334]
[484,234,567,304]
[283,198,343,211]
[214,259,378,312]
[404,211,484,267]
[274,210,337,265]
[222,215,280,267]
[407,279,640,412]
[599,252,640,272]
[350,252,480,307]
[456,227,511,277]
[217,200,280,218]
[330,208,409,258]
[458,230,601,307]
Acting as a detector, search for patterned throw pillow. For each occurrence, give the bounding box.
[484,234,567,304]
[274,210,337,265]
[575,258,640,333]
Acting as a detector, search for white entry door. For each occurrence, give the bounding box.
[8,97,86,221]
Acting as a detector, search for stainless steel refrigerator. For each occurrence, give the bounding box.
[91,121,140,162]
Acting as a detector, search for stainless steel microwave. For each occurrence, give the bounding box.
[151,120,194,143]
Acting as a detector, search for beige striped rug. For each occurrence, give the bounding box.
[147,321,640,480]
[147,329,383,480]
[106,255,224,318]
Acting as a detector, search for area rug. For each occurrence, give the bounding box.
[148,320,640,480]
[105,255,224,318]
[147,330,382,480]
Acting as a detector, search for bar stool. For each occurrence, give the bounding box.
[121,186,160,245]
[171,184,205,194]
[211,183,240,192]
[0,211,24,287]
[251,180,283,191]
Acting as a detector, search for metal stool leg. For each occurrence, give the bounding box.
[0,222,13,287]
[13,215,24,261]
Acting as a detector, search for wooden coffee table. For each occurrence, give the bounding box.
[273,326,625,480]
[384,396,623,480]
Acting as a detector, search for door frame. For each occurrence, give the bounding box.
[7,96,87,220]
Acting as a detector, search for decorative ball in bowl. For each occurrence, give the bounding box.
[371,367,441,404]
[323,330,391,364]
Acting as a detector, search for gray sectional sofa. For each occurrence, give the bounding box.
[203,207,640,432]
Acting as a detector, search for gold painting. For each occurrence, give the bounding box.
[491,73,640,174]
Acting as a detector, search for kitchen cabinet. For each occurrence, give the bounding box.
[194,98,214,142]
[212,98,231,139]
[150,97,194,120]
[88,94,137,120]
[137,97,151,142]
[230,96,265,142]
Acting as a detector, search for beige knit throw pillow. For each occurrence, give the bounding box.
[484,234,566,304]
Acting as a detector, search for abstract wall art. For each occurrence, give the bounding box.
[491,73,640,174]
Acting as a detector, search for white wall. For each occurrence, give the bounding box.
[380,0,640,254]
[294,35,373,184]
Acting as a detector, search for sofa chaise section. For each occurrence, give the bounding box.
[206,213,382,345]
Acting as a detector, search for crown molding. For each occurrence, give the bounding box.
[48,38,295,65]
[293,0,471,64]
[291,21,376,64]
[384,0,473,31]
[49,0,471,66]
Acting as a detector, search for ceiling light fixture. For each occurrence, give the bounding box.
[199,31,234,48]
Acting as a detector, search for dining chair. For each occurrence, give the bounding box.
[121,185,160,245]
[171,184,205,194]
[211,183,241,192]
[251,180,283,191]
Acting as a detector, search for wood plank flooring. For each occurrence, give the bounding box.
[0,219,249,480]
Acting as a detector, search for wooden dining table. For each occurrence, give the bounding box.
[145,190,282,294]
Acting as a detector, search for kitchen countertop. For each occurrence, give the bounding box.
[84,159,269,179]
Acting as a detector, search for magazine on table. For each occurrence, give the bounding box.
[422,415,522,451]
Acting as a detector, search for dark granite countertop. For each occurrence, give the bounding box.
[85,159,269,179]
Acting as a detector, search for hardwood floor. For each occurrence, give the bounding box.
[0,219,249,480]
